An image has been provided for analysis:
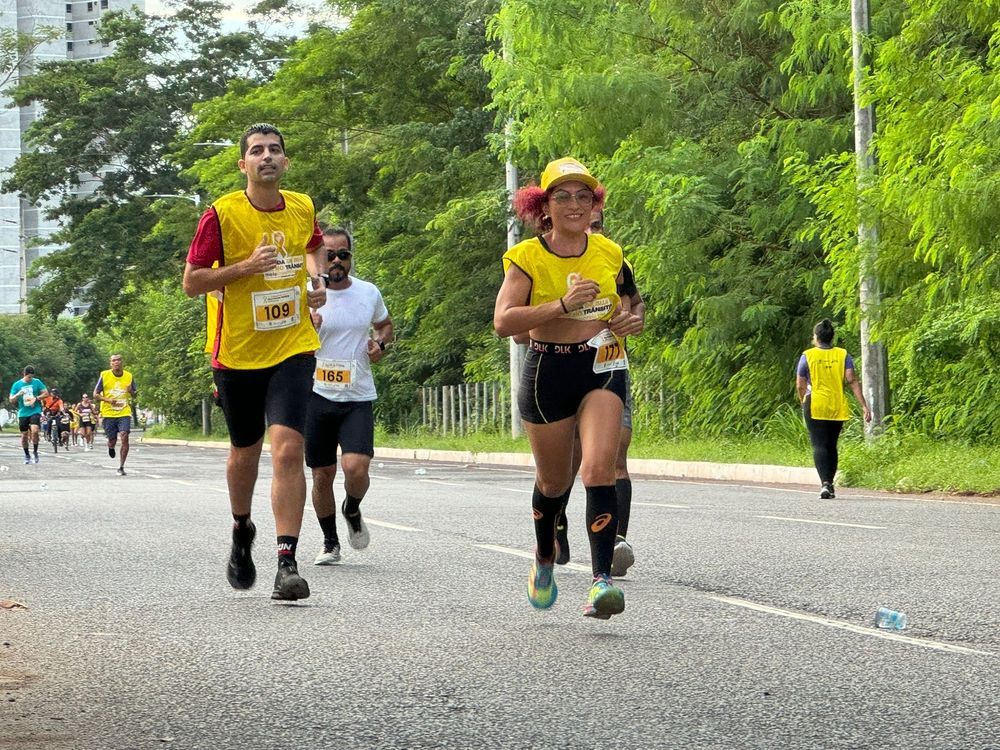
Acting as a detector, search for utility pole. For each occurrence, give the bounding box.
[506,152,524,439]
[503,40,525,439]
[851,0,889,435]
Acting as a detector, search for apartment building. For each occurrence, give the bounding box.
[0,0,144,314]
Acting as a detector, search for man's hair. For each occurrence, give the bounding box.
[814,318,835,345]
[23,365,34,375]
[240,123,285,157]
[323,226,353,253]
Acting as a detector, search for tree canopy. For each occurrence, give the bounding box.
[6,0,1000,442]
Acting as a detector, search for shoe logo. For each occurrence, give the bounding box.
[590,513,613,533]
[532,509,542,520]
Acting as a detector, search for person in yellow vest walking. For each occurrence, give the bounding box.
[94,353,137,476]
[182,123,327,602]
[796,319,872,499]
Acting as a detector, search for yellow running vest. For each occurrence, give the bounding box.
[98,369,134,418]
[502,234,623,321]
[804,347,851,420]
[213,190,320,369]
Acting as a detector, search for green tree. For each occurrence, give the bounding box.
[188,0,504,427]
[4,0,295,325]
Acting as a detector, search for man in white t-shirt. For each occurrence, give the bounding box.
[306,227,394,565]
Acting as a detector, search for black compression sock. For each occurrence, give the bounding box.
[232,513,252,529]
[615,478,632,538]
[532,485,569,561]
[277,535,298,563]
[318,513,339,546]
[586,485,618,576]
[343,494,363,516]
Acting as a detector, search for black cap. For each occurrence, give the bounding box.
[23,365,34,375]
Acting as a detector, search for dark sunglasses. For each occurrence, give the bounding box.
[327,250,352,261]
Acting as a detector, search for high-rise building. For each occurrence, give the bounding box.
[0,0,144,314]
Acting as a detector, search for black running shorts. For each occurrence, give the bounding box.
[18,414,40,432]
[518,340,628,425]
[305,396,375,467]
[213,353,315,448]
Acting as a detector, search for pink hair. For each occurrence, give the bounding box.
[513,184,606,234]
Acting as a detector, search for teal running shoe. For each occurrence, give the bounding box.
[583,574,625,619]
[527,556,557,609]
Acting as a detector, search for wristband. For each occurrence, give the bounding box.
[559,298,569,314]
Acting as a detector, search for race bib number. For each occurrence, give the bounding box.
[587,329,629,374]
[314,359,355,391]
[252,287,301,331]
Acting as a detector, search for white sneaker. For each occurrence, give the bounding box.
[341,501,370,550]
[313,545,342,565]
[610,536,634,577]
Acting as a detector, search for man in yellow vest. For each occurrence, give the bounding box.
[94,354,136,476]
[182,123,327,602]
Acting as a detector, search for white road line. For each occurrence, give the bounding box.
[756,515,886,530]
[498,487,533,494]
[418,479,466,488]
[172,479,228,494]
[709,595,995,657]
[474,543,592,573]
[367,519,424,533]
[634,501,693,509]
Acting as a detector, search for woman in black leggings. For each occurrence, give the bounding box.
[795,319,872,498]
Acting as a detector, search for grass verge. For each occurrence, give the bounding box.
[143,424,1000,495]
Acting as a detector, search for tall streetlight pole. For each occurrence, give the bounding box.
[851,0,889,435]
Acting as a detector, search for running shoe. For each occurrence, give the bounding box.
[271,560,310,600]
[117,467,126,476]
[527,554,557,609]
[108,446,115,459]
[610,535,635,577]
[313,544,342,566]
[341,500,370,550]
[226,520,257,590]
[820,483,835,500]
[555,522,570,565]
[23,456,30,465]
[583,574,625,620]
[32,455,39,464]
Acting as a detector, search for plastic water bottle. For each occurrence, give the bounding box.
[414,468,427,475]
[875,606,908,630]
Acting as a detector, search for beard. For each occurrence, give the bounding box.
[328,264,347,282]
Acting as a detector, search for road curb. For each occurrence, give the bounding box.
[139,437,816,485]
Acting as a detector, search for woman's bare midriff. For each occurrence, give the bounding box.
[529,318,608,344]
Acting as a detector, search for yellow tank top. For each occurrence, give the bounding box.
[98,369,134,418]
[502,234,623,321]
[804,347,850,420]
[213,190,320,369]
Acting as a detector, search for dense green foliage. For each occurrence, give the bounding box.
[7,0,1000,464]
[0,316,106,405]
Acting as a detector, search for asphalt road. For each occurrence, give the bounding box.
[1,434,998,749]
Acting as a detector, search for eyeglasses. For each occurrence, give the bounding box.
[550,190,595,207]
[327,250,352,261]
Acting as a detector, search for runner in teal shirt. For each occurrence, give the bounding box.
[8,365,48,464]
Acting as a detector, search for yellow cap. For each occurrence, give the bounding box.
[540,157,599,192]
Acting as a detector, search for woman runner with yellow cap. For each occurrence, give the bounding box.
[494,157,643,619]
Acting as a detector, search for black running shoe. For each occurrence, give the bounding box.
[109,446,116,459]
[226,520,257,590]
[820,483,835,500]
[555,523,570,565]
[271,560,310,600]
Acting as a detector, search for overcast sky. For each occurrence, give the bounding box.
[144,0,345,34]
